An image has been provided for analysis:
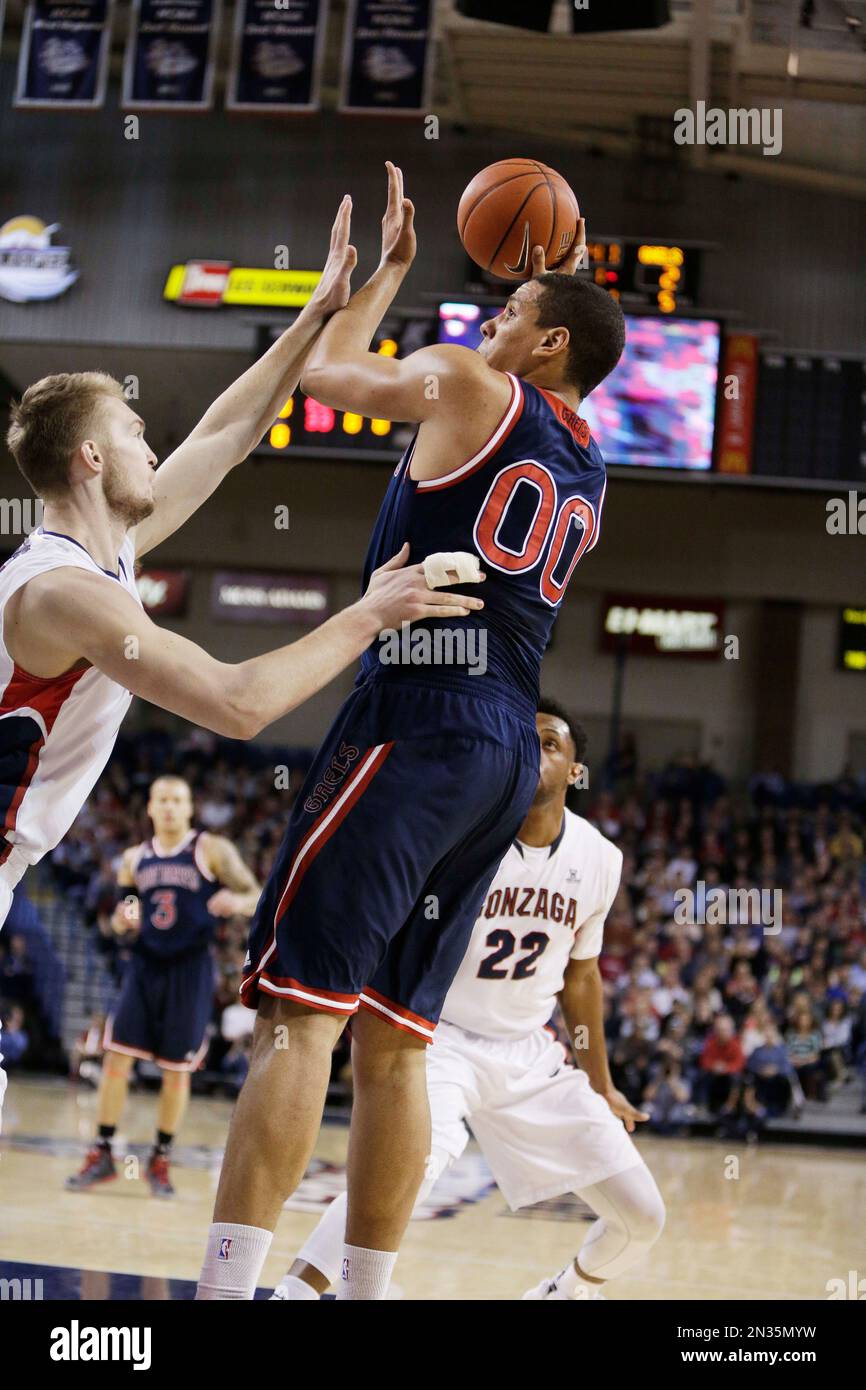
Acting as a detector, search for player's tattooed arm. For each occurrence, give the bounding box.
[20,551,482,739]
[133,197,357,560]
[559,955,649,1133]
[110,847,141,936]
[203,835,261,919]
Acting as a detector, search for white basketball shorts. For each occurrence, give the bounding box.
[426,1019,643,1209]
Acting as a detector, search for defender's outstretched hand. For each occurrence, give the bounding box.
[359,542,485,631]
[530,216,587,278]
[380,161,416,271]
[308,195,358,317]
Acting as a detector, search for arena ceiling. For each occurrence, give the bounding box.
[1,1,864,195]
[438,0,866,196]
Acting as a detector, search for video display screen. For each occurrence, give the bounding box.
[437,304,721,471]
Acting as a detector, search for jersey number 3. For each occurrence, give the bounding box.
[473,460,597,607]
[150,889,177,930]
[478,929,550,980]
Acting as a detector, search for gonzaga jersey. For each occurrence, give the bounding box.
[360,372,607,711]
[131,830,217,960]
[441,810,622,1040]
[0,528,139,890]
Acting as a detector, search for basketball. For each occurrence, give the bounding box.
[457,158,580,280]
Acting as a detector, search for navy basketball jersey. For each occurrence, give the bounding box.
[360,372,607,710]
[131,830,217,959]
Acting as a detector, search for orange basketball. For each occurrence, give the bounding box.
[457,158,579,281]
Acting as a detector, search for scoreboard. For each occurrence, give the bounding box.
[839,607,866,673]
[752,353,866,483]
[254,319,431,462]
[252,239,704,464]
[464,238,703,313]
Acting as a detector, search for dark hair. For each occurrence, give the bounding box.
[537,696,588,763]
[533,274,626,398]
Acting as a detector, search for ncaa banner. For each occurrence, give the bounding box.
[227,0,329,113]
[123,0,221,109]
[14,0,113,109]
[339,0,433,115]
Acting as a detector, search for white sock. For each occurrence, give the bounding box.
[195,1222,273,1300]
[271,1274,320,1301]
[335,1243,397,1301]
[555,1262,604,1300]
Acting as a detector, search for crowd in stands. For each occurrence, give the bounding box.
[0,891,66,1075]
[42,730,866,1135]
[590,754,866,1138]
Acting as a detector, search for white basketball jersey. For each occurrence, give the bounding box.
[441,809,622,1040]
[0,527,140,888]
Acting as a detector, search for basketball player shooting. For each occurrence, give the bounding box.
[67,775,261,1198]
[197,165,626,1300]
[272,703,665,1301]
[0,196,485,1125]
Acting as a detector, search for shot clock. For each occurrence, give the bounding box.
[464,238,703,313]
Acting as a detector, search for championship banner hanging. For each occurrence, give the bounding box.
[227,0,328,112]
[339,0,433,115]
[123,0,221,110]
[14,0,113,109]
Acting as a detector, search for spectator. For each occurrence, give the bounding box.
[650,961,689,1019]
[849,949,866,995]
[724,959,760,1023]
[821,998,852,1088]
[0,1004,30,1068]
[747,1024,800,1117]
[786,1007,825,1101]
[699,1014,745,1113]
[741,997,774,1057]
[643,1058,694,1135]
[0,934,35,1003]
[717,1078,767,1144]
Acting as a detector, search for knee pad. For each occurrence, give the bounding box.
[413,1148,453,1211]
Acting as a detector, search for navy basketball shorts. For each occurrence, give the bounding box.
[104,948,215,1071]
[241,676,540,1043]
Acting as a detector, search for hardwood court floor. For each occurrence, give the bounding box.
[1,1077,863,1301]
